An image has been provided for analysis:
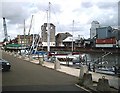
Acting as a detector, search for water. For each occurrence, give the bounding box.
[21,49,120,65]
[83,52,120,67]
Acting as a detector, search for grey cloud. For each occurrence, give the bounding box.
[2,2,33,24]
[51,3,62,14]
[118,1,120,28]
[81,2,93,8]
[56,23,89,34]
[73,2,93,13]
[36,2,62,14]
[74,1,118,28]
[88,11,118,28]
[97,2,117,10]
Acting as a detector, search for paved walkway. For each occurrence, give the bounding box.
[24,57,120,90]
[2,52,90,92]
[5,52,120,90]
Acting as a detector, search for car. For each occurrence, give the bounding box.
[0,59,11,71]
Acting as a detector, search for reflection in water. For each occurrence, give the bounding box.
[84,52,120,66]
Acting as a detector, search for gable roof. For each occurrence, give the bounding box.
[63,36,75,42]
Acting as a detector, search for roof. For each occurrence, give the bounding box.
[92,21,99,24]
[56,32,72,40]
[17,34,39,39]
[5,44,22,47]
[42,23,55,27]
[63,36,75,42]
[96,26,112,30]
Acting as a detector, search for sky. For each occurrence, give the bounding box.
[0,0,119,42]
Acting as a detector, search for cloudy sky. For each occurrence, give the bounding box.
[0,0,119,42]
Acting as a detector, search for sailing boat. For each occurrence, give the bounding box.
[26,2,52,59]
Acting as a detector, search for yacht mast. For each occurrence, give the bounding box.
[72,20,74,52]
[47,2,51,52]
[23,19,26,47]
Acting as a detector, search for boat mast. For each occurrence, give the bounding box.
[28,15,34,46]
[72,20,74,52]
[23,19,26,47]
[47,2,51,52]
[32,16,35,52]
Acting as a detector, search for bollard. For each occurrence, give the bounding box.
[22,54,25,59]
[14,53,18,57]
[16,53,19,57]
[14,53,17,57]
[29,55,33,61]
[12,52,14,56]
[96,76,111,92]
[79,65,88,79]
[18,55,22,58]
[10,52,12,55]
[8,51,11,54]
[38,57,44,65]
[54,58,61,69]
[83,73,93,88]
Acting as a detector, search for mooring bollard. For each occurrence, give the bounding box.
[16,53,19,57]
[14,53,17,57]
[54,58,61,69]
[8,51,10,54]
[22,54,25,59]
[12,52,14,56]
[29,55,33,61]
[96,76,111,92]
[79,65,88,79]
[83,73,93,88]
[38,57,44,65]
[18,55,22,58]
[10,52,12,55]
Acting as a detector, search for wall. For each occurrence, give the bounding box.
[41,23,55,46]
[96,26,112,39]
[90,21,100,39]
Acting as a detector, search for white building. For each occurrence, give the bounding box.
[90,21,100,39]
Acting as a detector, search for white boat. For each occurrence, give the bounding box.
[95,66,115,75]
[48,53,85,65]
